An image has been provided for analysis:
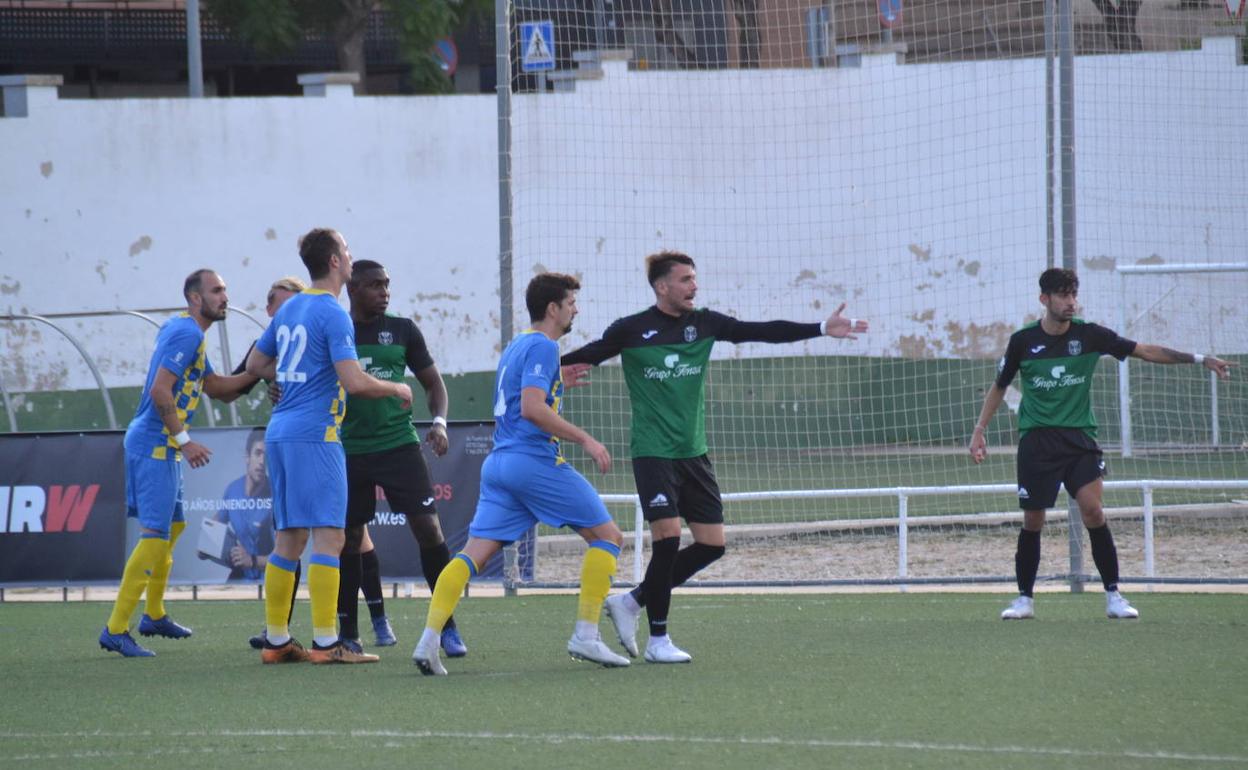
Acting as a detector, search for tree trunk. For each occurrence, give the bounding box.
[334,2,374,93]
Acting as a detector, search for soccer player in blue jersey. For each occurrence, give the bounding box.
[412,273,630,675]
[99,269,260,657]
[246,228,413,664]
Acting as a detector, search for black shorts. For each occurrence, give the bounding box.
[632,455,724,525]
[1016,428,1106,510]
[346,442,437,528]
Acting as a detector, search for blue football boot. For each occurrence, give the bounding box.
[99,627,155,658]
[138,613,193,639]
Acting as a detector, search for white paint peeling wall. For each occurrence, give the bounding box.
[2,38,1245,394]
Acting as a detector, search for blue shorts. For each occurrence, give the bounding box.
[267,441,347,530]
[125,451,185,535]
[469,452,612,544]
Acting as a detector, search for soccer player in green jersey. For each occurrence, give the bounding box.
[970,268,1234,620]
[562,251,868,663]
[337,259,465,655]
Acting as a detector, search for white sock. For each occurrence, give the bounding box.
[574,620,599,641]
[314,634,338,647]
[267,632,291,646]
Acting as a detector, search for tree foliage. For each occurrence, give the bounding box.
[206,0,491,93]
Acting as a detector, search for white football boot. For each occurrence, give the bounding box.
[1106,590,1139,619]
[412,629,448,676]
[644,635,692,664]
[567,635,631,668]
[1000,595,1035,620]
[603,593,641,657]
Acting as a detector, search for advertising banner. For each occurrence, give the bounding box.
[0,432,127,583]
[125,421,503,584]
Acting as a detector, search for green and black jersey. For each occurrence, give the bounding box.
[341,313,434,455]
[995,319,1136,438]
[562,306,823,459]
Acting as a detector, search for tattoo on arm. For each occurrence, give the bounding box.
[157,403,175,417]
[1156,346,1189,363]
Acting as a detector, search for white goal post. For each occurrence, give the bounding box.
[1115,263,1248,458]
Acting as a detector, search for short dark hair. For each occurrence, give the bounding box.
[183,268,214,301]
[245,427,265,454]
[525,272,581,322]
[349,259,385,285]
[645,250,695,286]
[1039,268,1078,295]
[298,228,342,280]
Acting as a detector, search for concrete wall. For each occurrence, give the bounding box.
[2,38,1245,395]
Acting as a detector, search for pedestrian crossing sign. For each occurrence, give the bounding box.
[520,20,556,72]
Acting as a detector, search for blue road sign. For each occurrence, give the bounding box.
[520,20,556,72]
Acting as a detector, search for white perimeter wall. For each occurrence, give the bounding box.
[1,38,1244,392]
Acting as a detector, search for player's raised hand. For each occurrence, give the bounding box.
[394,382,413,410]
[1204,355,1235,381]
[968,429,988,464]
[426,422,449,456]
[825,303,869,339]
[562,363,593,389]
[583,436,611,474]
[183,440,212,468]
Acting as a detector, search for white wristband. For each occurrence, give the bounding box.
[1193,354,1205,365]
[432,416,447,429]
[173,430,191,447]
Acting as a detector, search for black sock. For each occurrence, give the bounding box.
[639,537,681,637]
[670,543,726,588]
[337,551,362,640]
[1087,524,1120,592]
[1016,529,1041,598]
[288,560,301,626]
[631,542,726,607]
[360,549,386,620]
[420,542,456,630]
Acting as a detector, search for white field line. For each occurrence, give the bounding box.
[0,729,1244,765]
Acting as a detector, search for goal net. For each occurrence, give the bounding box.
[501,0,1248,586]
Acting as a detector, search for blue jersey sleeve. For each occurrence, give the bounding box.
[256,321,278,358]
[325,306,358,363]
[519,337,559,395]
[158,323,204,376]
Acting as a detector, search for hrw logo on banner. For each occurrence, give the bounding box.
[1,484,100,533]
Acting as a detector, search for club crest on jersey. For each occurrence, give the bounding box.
[1068,340,1082,356]
[683,325,697,342]
[378,331,393,346]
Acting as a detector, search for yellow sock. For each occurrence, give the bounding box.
[308,554,341,643]
[106,536,168,634]
[425,554,474,633]
[144,520,185,620]
[264,554,299,640]
[577,541,620,625]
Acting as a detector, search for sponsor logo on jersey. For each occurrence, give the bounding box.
[421,497,435,507]
[1029,345,1046,354]
[683,325,697,342]
[997,356,1006,374]
[1030,364,1087,391]
[648,493,669,507]
[174,351,185,363]
[1068,340,1082,356]
[642,354,704,382]
[378,331,393,346]
[1017,486,1029,499]
[533,363,542,375]
[642,330,658,339]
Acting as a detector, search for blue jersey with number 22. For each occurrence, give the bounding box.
[256,289,357,443]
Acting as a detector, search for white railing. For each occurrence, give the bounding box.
[598,479,1248,585]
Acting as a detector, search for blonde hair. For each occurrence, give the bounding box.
[269,276,307,294]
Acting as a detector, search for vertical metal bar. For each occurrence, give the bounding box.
[497,0,514,350]
[217,322,240,426]
[0,371,17,432]
[897,493,908,584]
[187,0,204,98]
[1118,270,1133,457]
[1142,486,1155,581]
[1058,0,1083,593]
[1210,371,1219,447]
[634,499,645,584]
[1044,0,1055,268]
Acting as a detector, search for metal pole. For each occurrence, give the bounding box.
[1118,270,1133,457]
[1058,0,1083,593]
[634,499,645,583]
[187,0,204,98]
[1142,485,1155,581]
[0,372,17,432]
[1044,0,1056,268]
[897,493,909,589]
[496,0,517,597]
[1210,372,1219,447]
